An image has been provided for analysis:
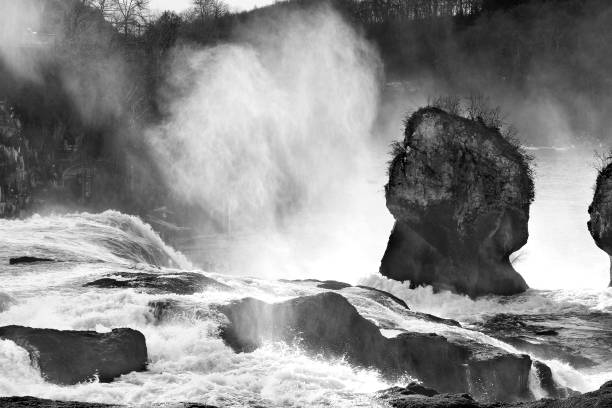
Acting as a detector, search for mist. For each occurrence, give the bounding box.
[0,0,46,82]
[148,6,393,281]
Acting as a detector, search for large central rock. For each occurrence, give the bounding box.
[380,107,534,297]
[219,292,533,402]
[588,160,612,286]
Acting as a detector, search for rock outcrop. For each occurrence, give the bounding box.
[219,292,533,402]
[477,313,595,369]
[381,107,534,297]
[84,271,228,295]
[9,256,55,265]
[0,397,218,407]
[0,397,119,407]
[378,380,612,408]
[0,326,147,385]
[588,160,612,286]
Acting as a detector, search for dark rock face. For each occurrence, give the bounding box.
[378,383,441,400]
[316,280,353,290]
[0,397,218,407]
[379,387,479,408]
[588,161,612,286]
[355,285,411,310]
[381,107,533,297]
[219,292,532,402]
[84,271,228,295]
[9,256,55,265]
[378,380,612,408]
[279,279,461,327]
[0,397,118,407]
[0,326,147,385]
[282,278,412,310]
[532,361,573,399]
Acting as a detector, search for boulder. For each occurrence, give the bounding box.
[9,256,55,265]
[219,292,532,402]
[0,326,147,385]
[378,380,612,407]
[588,161,612,286]
[84,271,228,295]
[355,285,411,310]
[0,397,118,407]
[0,397,218,407]
[381,107,533,297]
[532,361,573,399]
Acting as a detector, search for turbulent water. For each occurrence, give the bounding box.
[0,150,611,407]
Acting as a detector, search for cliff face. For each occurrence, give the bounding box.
[0,103,31,217]
[588,161,612,286]
[381,107,534,297]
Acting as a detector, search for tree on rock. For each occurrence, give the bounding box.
[380,105,534,297]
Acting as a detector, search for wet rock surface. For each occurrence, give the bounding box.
[0,397,118,407]
[0,326,147,385]
[477,313,600,369]
[588,161,612,286]
[219,292,532,402]
[9,256,55,265]
[84,271,228,295]
[532,361,574,399]
[381,107,533,297]
[283,279,461,327]
[0,398,219,407]
[378,380,612,407]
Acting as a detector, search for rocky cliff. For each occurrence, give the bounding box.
[380,107,534,297]
[588,160,612,286]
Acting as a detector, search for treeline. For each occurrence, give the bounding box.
[7,0,612,142]
[1,0,611,219]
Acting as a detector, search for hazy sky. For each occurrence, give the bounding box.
[149,0,276,13]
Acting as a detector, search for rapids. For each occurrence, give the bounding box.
[0,149,611,407]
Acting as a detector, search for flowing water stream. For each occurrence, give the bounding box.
[0,149,610,407]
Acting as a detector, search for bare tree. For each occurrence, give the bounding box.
[192,0,228,23]
[87,0,113,20]
[115,0,150,37]
[89,0,150,37]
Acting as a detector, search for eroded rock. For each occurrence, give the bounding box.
[0,397,118,407]
[84,271,228,295]
[381,107,533,297]
[588,160,612,286]
[0,326,147,385]
[218,292,532,402]
[9,256,55,265]
[378,380,612,407]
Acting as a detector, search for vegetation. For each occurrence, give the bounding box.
[1,0,610,219]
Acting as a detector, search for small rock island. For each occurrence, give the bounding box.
[588,159,612,286]
[380,107,534,297]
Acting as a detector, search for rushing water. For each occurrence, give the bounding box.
[0,149,610,407]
